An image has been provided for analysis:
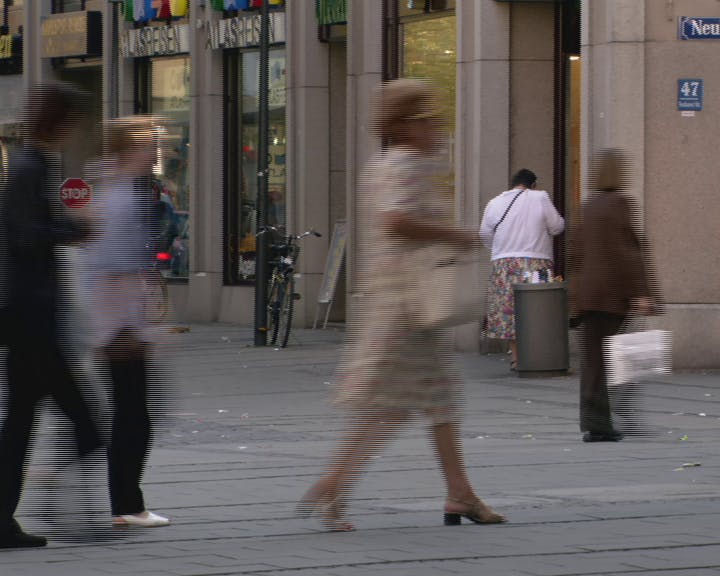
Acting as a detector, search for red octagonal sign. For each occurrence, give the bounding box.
[60,178,92,208]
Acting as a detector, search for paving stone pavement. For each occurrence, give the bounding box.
[2,324,719,576]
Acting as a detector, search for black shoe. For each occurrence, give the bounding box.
[582,431,624,443]
[0,520,47,549]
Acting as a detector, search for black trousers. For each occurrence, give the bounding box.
[106,353,151,516]
[579,312,625,435]
[0,341,101,533]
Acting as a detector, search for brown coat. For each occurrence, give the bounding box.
[568,192,660,317]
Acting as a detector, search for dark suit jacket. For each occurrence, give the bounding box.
[568,191,660,318]
[1,145,90,343]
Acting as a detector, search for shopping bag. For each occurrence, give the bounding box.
[603,329,672,386]
[411,245,489,331]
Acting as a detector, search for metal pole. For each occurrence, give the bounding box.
[254,0,271,346]
[109,0,121,119]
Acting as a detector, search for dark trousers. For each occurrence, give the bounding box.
[0,341,101,533]
[106,353,151,516]
[579,312,625,434]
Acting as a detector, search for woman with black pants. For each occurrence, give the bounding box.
[83,117,169,527]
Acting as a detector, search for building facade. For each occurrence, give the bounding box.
[2,0,718,367]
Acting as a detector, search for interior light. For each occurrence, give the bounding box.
[569,56,580,61]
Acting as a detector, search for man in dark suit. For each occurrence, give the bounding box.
[568,149,661,443]
[0,83,102,548]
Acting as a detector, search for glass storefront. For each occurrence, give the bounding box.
[137,56,192,279]
[224,48,287,284]
[387,1,456,193]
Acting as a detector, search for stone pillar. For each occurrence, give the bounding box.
[581,0,645,207]
[23,0,52,90]
[454,0,511,352]
[185,2,224,321]
[285,0,331,327]
[345,0,382,321]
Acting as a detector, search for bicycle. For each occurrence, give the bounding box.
[258,225,322,347]
[141,236,172,324]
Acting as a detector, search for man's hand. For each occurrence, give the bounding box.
[632,296,655,316]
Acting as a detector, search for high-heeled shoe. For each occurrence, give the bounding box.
[296,490,355,532]
[443,497,506,526]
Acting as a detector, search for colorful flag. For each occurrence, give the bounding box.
[133,0,152,22]
[170,0,189,16]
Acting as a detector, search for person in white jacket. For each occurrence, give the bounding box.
[479,169,565,370]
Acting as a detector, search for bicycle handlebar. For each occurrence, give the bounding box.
[257,225,322,239]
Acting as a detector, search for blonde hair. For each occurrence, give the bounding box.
[103,115,163,156]
[371,78,442,141]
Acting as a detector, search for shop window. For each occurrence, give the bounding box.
[398,0,455,18]
[52,0,85,13]
[136,56,191,279]
[224,48,286,284]
[386,1,456,195]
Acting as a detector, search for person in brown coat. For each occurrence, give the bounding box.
[568,149,661,443]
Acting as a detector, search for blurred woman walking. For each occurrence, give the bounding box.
[298,79,506,531]
[82,117,170,527]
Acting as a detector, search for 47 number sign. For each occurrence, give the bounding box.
[678,79,704,111]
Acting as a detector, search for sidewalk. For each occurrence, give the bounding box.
[3,323,719,576]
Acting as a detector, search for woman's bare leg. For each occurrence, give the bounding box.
[303,409,408,516]
[430,421,475,501]
[430,420,505,522]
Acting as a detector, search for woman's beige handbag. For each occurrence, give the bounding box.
[410,245,489,330]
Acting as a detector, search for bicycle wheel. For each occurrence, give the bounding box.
[276,276,294,348]
[267,272,282,346]
[142,269,169,323]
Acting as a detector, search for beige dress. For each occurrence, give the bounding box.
[336,147,461,423]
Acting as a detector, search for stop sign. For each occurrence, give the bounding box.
[60,178,92,208]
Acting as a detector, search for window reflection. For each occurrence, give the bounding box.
[226,48,286,283]
[151,57,191,278]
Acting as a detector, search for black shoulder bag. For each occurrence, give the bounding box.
[493,189,524,233]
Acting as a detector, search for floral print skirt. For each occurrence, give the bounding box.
[485,257,554,340]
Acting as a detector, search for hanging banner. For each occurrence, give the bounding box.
[208,11,286,50]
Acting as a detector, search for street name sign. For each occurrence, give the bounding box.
[678,17,720,40]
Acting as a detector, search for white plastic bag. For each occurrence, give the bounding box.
[603,329,672,386]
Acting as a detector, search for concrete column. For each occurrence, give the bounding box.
[23,0,52,90]
[509,2,555,190]
[185,2,224,321]
[285,0,331,328]
[345,0,382,319]
[581,0,645,207]
[454,0,511,351]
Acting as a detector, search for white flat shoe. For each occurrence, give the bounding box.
[112,511,170,527]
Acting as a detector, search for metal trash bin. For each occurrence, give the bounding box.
[513,282,569,377]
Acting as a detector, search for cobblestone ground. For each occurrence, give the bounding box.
[2,324,719,576]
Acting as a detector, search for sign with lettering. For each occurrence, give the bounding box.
[60,178,92,209]
[678,17,720,40]
[678,79,704,111]
[0,34,22,75]
[41,11,102,58]
[208,12,286,50]
[120,24,190,58]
